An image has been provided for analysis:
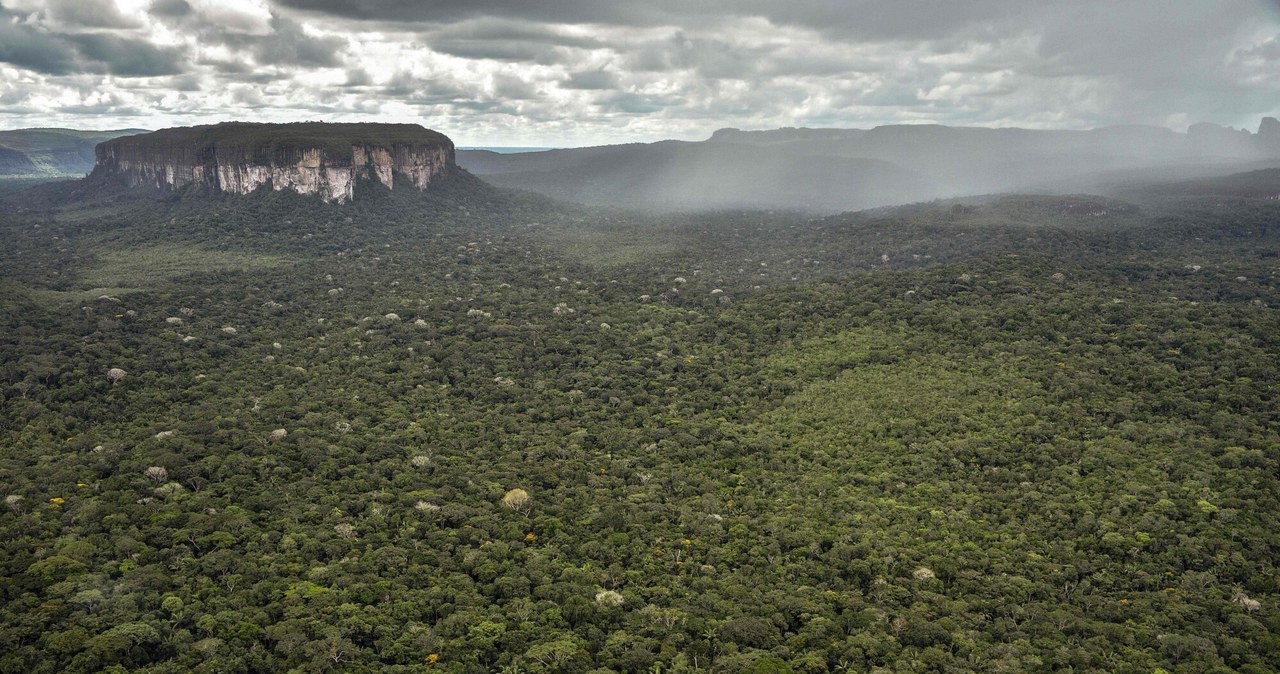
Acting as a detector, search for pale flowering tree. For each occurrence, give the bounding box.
[1233,592,1262,612]
[595,590,624,607]
[501,488,531,515]
[912,567,936,581]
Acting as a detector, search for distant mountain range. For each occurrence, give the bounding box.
[0,128,148,177]
[458,140,925,212]
[7,119,1280,213]
[458,118,1280,212]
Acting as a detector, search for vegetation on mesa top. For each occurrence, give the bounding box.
[97,122,454,164]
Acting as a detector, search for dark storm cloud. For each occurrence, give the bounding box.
[25,0,142,28]
[418,18,606,64]
[344,67,373,87]
[380,71,480,106]
[0,0,1276,145]
[228,16,346,68]
[427,37,564,64]
[443,19,608,49]
[620,32,773,79]
[149,0,192,17]
[491,73,541,100]
[274,0,1020,39]
[68,34,186,76]
[0,14,76,74]
[563,71,618,90]
[0,8,184,76]
[272,0,652,26]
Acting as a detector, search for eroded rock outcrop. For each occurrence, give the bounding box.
[92,122,455,202]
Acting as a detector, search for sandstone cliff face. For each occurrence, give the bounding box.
[92,122,455,202]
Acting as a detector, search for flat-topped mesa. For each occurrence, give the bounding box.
[91,122,455,202]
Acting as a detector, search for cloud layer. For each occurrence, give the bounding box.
[0,0,1277,145]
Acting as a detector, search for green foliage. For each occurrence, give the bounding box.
[100,121,452,166]
[0,181,1278,673]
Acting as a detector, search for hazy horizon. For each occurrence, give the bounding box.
[0,1,1277,146]
[3,116,1277,153]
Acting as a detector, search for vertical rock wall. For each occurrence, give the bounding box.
[92,123,456,202]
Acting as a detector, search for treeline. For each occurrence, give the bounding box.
[0,183,1277,672]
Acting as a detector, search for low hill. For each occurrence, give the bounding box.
[474,140,927,212]
[1128,168,1280,200]
[459,119,1280,213]
[0,128,148,177]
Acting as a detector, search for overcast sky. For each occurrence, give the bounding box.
[0,0,1277,146]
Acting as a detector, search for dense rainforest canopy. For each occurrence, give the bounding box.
[95,122,453,164]
[0,172,1277,673]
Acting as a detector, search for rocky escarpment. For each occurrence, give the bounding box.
[0,146,37,174]
[91,122,455,202]
[0,128,146,177]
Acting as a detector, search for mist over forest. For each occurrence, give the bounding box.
[2,1,1280,673]
[459,119,1280,212]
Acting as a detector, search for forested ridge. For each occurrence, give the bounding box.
[0,175,1278,673]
